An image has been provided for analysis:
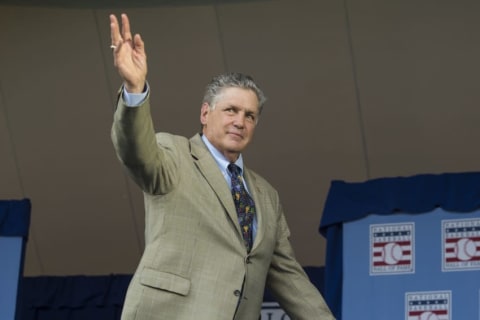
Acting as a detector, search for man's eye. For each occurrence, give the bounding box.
[247,114,256,121]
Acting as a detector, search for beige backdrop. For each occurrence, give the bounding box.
[1,0,479,276]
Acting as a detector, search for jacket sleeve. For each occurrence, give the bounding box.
[111,92,178,195]
[265,206,335,320]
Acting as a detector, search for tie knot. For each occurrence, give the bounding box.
[228,163,241,177]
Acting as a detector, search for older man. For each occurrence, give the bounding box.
[109,13,334,320]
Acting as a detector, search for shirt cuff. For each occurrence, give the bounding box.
[123,83,149,107]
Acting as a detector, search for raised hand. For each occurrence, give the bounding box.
[110,13,147,93]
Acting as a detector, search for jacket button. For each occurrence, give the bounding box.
[246,256,252,264]
[234,290,241,296]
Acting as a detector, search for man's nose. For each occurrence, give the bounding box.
[233,113,246,127]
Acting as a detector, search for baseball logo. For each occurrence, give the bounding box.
[455,238,476,261]
[371,223,414,275]
[383,242,403,265]
[407,291,450,320]
[443,218,480,271]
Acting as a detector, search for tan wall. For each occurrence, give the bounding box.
[1,0,479,276]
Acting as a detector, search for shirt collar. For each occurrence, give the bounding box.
[201,134,244,174]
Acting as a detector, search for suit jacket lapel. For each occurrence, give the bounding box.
[189,134,242,236]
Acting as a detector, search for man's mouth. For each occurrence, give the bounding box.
[228,131,243,139]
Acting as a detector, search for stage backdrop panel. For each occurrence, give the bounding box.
[0,199,31,320]
[319,172,480,320]
[344,208,480,319]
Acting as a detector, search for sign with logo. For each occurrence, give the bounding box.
[405,291,451,320]
[442,218,480,271]
[343,208,480,319]
[370,222,415,275]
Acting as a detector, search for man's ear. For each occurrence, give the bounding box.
[200,102,210,125]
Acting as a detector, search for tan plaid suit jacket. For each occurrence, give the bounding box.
[111,95,334,320]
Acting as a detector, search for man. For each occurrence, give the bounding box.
[109,13,334,320]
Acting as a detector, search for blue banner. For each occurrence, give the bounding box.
[343,208,480,320]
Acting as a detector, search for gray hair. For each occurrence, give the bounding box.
[202,72,267,114]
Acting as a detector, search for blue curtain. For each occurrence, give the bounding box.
[18,274,132,320]
[319,171,480,319]
[0,199,31,238]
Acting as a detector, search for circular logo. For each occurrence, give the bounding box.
[383,242,403,265]
[455,238,477,261]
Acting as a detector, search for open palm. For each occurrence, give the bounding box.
[110,14,147,93]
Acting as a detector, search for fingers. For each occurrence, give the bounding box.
[121,13,133,43]
[110,14,145,54]
[110,13,136,53]
[109,14,122,47]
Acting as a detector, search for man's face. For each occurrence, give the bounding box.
[201,87,260,162]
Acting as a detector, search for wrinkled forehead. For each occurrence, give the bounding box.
[213,87,260,110]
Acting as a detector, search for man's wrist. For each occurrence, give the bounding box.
[123,82,149,107]
[124,81,147,94]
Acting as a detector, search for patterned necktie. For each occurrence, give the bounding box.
[228,163,255,252]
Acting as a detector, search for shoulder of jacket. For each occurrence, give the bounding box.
[246,168,278,194]
[154,132,189,145]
